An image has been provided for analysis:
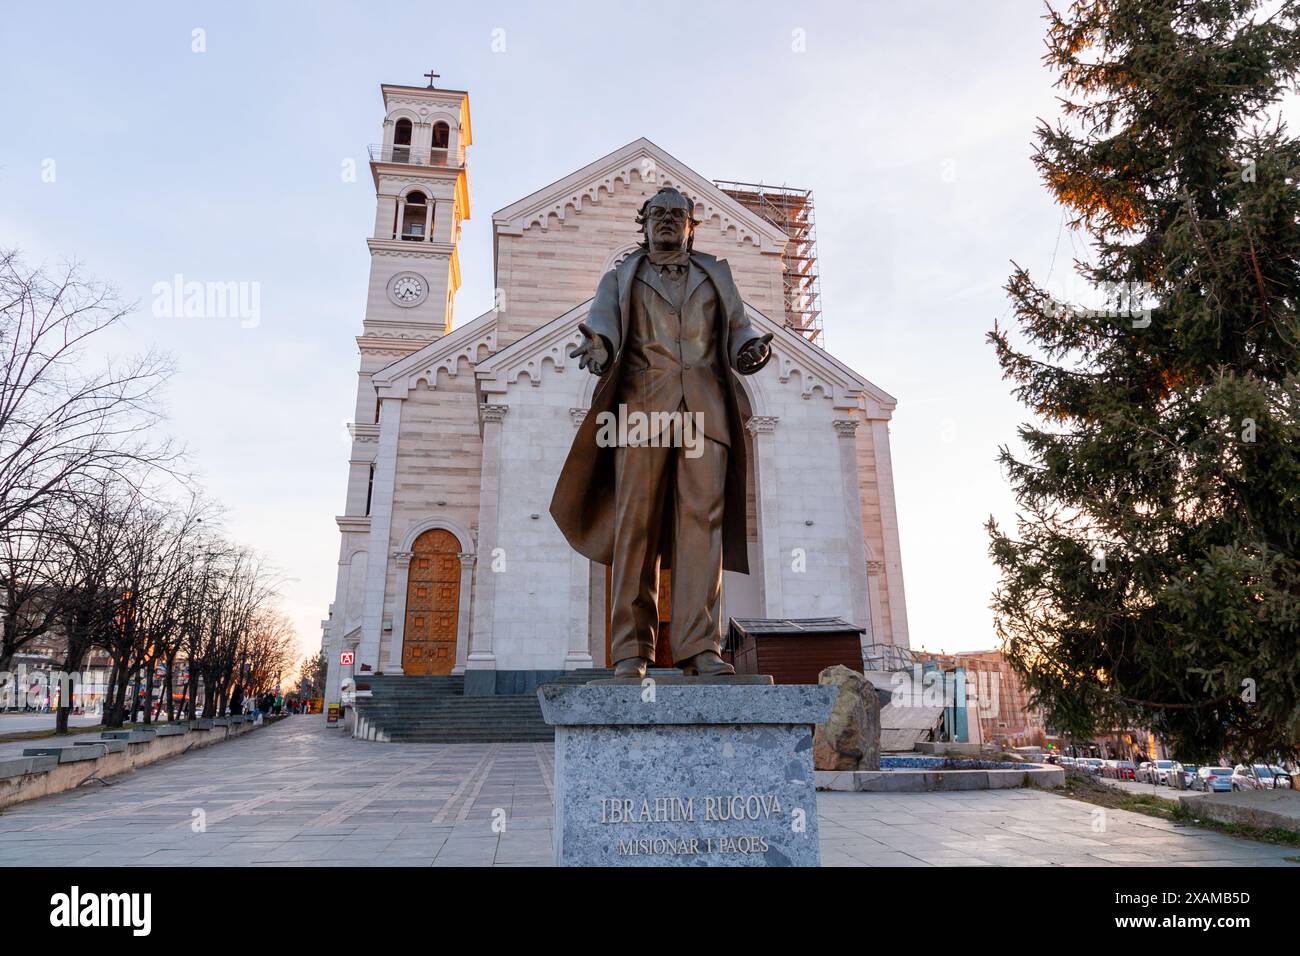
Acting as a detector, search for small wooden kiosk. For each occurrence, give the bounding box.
[724,617,867,684]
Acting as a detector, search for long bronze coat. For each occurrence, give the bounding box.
[549,248,764,574]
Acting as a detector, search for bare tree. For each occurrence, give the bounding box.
[0,250,176,538]
[52,479,129,734]
[0,252,301,734]
[240,610,298,703]
[0,499,75,675]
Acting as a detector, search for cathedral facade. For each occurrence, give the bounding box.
[323,82,909,700]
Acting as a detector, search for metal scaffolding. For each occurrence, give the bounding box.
[714,180,824,346]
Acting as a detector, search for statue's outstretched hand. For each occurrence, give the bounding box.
[736,332,774,374]
[570,322,610,375]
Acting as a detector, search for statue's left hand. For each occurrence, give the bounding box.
[736,332,774,374]
[569,322,610,375]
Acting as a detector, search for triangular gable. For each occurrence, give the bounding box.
[475,296,898,418]
[371,308,498,398]
[475,299,593,397]
[491,138,790,256]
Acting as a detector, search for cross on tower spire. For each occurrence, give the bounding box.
[423,69,440,89]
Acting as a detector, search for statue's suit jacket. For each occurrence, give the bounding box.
[549,248,764,574]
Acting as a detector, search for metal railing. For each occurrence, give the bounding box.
[368,144,455,167]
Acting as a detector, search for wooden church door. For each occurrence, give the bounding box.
[402,529,460,676]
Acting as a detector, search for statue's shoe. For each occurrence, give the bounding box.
[678,650,736,677]
[613,657,649,679]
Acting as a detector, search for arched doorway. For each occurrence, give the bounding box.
[402,529,461,676]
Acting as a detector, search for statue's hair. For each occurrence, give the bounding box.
[636,187,700,251]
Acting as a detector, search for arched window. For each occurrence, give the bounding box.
[431,121,450,164]
[393,118,412,163]
[400,190,429,240]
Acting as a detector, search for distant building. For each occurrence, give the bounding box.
[5,631,112,714]
[904,647,1050,749]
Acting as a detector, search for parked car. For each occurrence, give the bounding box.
[1109,760,1136,781]
[1136,761,1154,782]
[1101,759,1128,779]
[1168,763,1199,789]
[1195,767,1234,792]
[1270,766,1293,789]
[1233,764,1284,790]
[1150,759,1176,784]
[1083,757,1105,774]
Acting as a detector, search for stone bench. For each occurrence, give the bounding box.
[22,746,100,764]
[101,730,157,744]
[76,739,127,755]
[0,755,58,779]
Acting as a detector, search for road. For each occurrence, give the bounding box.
[0,713,104,734]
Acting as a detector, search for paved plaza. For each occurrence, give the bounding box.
[0,719,1295,867]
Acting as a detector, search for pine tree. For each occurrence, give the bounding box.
[988,0,1300,762]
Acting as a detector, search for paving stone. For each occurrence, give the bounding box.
[0,719,1295,867]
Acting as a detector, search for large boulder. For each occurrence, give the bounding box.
[813,665,881,771]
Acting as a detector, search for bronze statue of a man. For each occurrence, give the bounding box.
[550,186,773,679]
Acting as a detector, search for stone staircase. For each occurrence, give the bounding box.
[352,670,619,743]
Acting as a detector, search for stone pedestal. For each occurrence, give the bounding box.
[537,680,836,867]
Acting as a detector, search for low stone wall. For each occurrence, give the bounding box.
[817,763,1064,793]
[1180,789,1300,834]
[0,716,274,811]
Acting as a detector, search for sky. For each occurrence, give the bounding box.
[0,0,1090,660]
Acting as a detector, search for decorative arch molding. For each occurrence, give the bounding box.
[776,355,839,403]
[397,515,475,555]
[492,140,790,254]
[408,330,495,391]
[398,184,436,201]
[378,173,455,194]
[383,107,459,132]
[369,310,499,399]
[384,108,422,128]
[730,352,769,418]
[521,168,762,250]
[599,242,641,276]
[422,111,459,131]
[502,328,585,388]
[477,300,592,397]
[341,546,369,567]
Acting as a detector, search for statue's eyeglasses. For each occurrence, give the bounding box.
[646,207,690,222]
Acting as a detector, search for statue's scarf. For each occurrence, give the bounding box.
[646,246,690,269]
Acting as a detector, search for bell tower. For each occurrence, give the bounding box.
[362,79,472,341]
[328,78,472,677]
